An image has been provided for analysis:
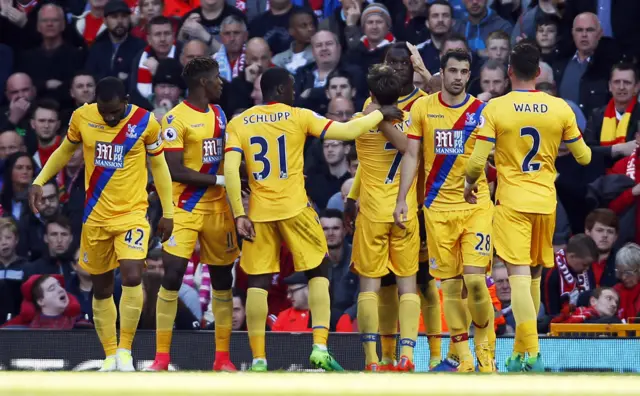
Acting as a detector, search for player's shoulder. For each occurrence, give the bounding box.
[412,94,433,109]
[73,103,96,120]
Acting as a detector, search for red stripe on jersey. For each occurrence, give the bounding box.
[407,134,421,140]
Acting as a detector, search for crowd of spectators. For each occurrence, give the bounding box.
[0,0,639,334]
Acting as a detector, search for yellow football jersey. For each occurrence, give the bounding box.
[476,90,584,214]
[408,92,489,210]
[362,86,428,112]
[161,101,228,214]
[67,103,163,226]
[355,111,417,222]
[225,103,336,222]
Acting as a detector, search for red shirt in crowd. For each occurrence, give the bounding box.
[83,13,104,46]
[608,153,640,244]
[614,282,640,321]
[271,308,311,332]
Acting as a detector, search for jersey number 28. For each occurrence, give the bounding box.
[520,127,541,172]
[250,135,288,180]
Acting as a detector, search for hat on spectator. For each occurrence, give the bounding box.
[153,58,187,90]
[283,272,308,286]
[104,0,132,17]
[360,3,391,28]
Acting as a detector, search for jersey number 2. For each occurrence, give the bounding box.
[250,135,288,180]
[520,127,541,172]
[384,142,403,184]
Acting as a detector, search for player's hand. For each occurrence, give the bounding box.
[406,42,428,77]
[363,102,380,115]
[614,140,638,157]
[379,106,403,122]
[463,180,479,204]
[28,184,43,215]
[156,217,174,242]
[344,198,358,235]
[393,200,408,229]
[236,215,255,242]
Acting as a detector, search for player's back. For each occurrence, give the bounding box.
[355,111,417,222]
[486,90,579,214]
[69,103,161,225]
[226,103,318,222]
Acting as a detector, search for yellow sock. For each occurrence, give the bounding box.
[509,275,539,356]
[92,296,118,357]
[308,277,330,346]
[155,287,179,354]
[399,293,420,361]
[463,274,492,347]
[531,277,541,316]
[118,284,143,351]
[357,292,379,365]
[487,302,496,358]
[212,289,233,353]
[441,279,472,362]
[378,284,399,362]
[420,280,442,362]
[462,298,472,331]
[246,288,268,359]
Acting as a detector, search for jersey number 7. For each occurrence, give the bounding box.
[520,127,541,172]
[384,142,403,184]
[250,135,289,180]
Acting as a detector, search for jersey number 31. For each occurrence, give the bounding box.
[250,135,288,180]
[520,127,541,172]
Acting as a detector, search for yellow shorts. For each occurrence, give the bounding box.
[351,215,419,278]
[418,207,429,263]
[424,202,494,279]
[241,206,328,275]
[80,217,150,275]
[163,207,239,265]
[494,205,555,268]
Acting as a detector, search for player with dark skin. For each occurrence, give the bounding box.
[159,59,233,299]
[236,74,404,242]
[29,85,174,300]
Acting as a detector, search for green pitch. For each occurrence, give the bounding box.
[2,372,640,396]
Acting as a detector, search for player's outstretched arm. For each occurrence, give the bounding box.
[378,120,408,153]
[33,138,78,186]
[394,137,420,228]
[565,138,592,166]
[320,110,384,141]
[223,149,245,218]
[464,138,494,204]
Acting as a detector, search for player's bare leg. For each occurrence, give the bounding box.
[358,275,382,371]
[462,266,495,372]
[504,262,542,372]
[305,258,343,371]
[208,264,236,371]
[91,270,118,372]
[395,274,420,372]
[377,274,399,370]
[245,274,271,371]
[146,252,188,371]
[116,259,145,372]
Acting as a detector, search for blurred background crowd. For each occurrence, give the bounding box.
[0,0,639,335]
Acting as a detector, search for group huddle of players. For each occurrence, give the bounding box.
[27,37,591,374]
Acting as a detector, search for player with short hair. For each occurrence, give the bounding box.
[346,41,443,370]
[394,49,496,372]
[145,57,239,372]
[349,63,420,372]
[29,77,174,372]
[224,67,402,372]
[464,41,592,372]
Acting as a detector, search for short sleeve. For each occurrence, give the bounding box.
[561,104,583,143]
[476,102,497,143]
[407,99,424,140]
[161,113,185,152]
[298,108,334,139]
[66,108,83,143]
[224,119,243,154]
[144,116,164,156]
